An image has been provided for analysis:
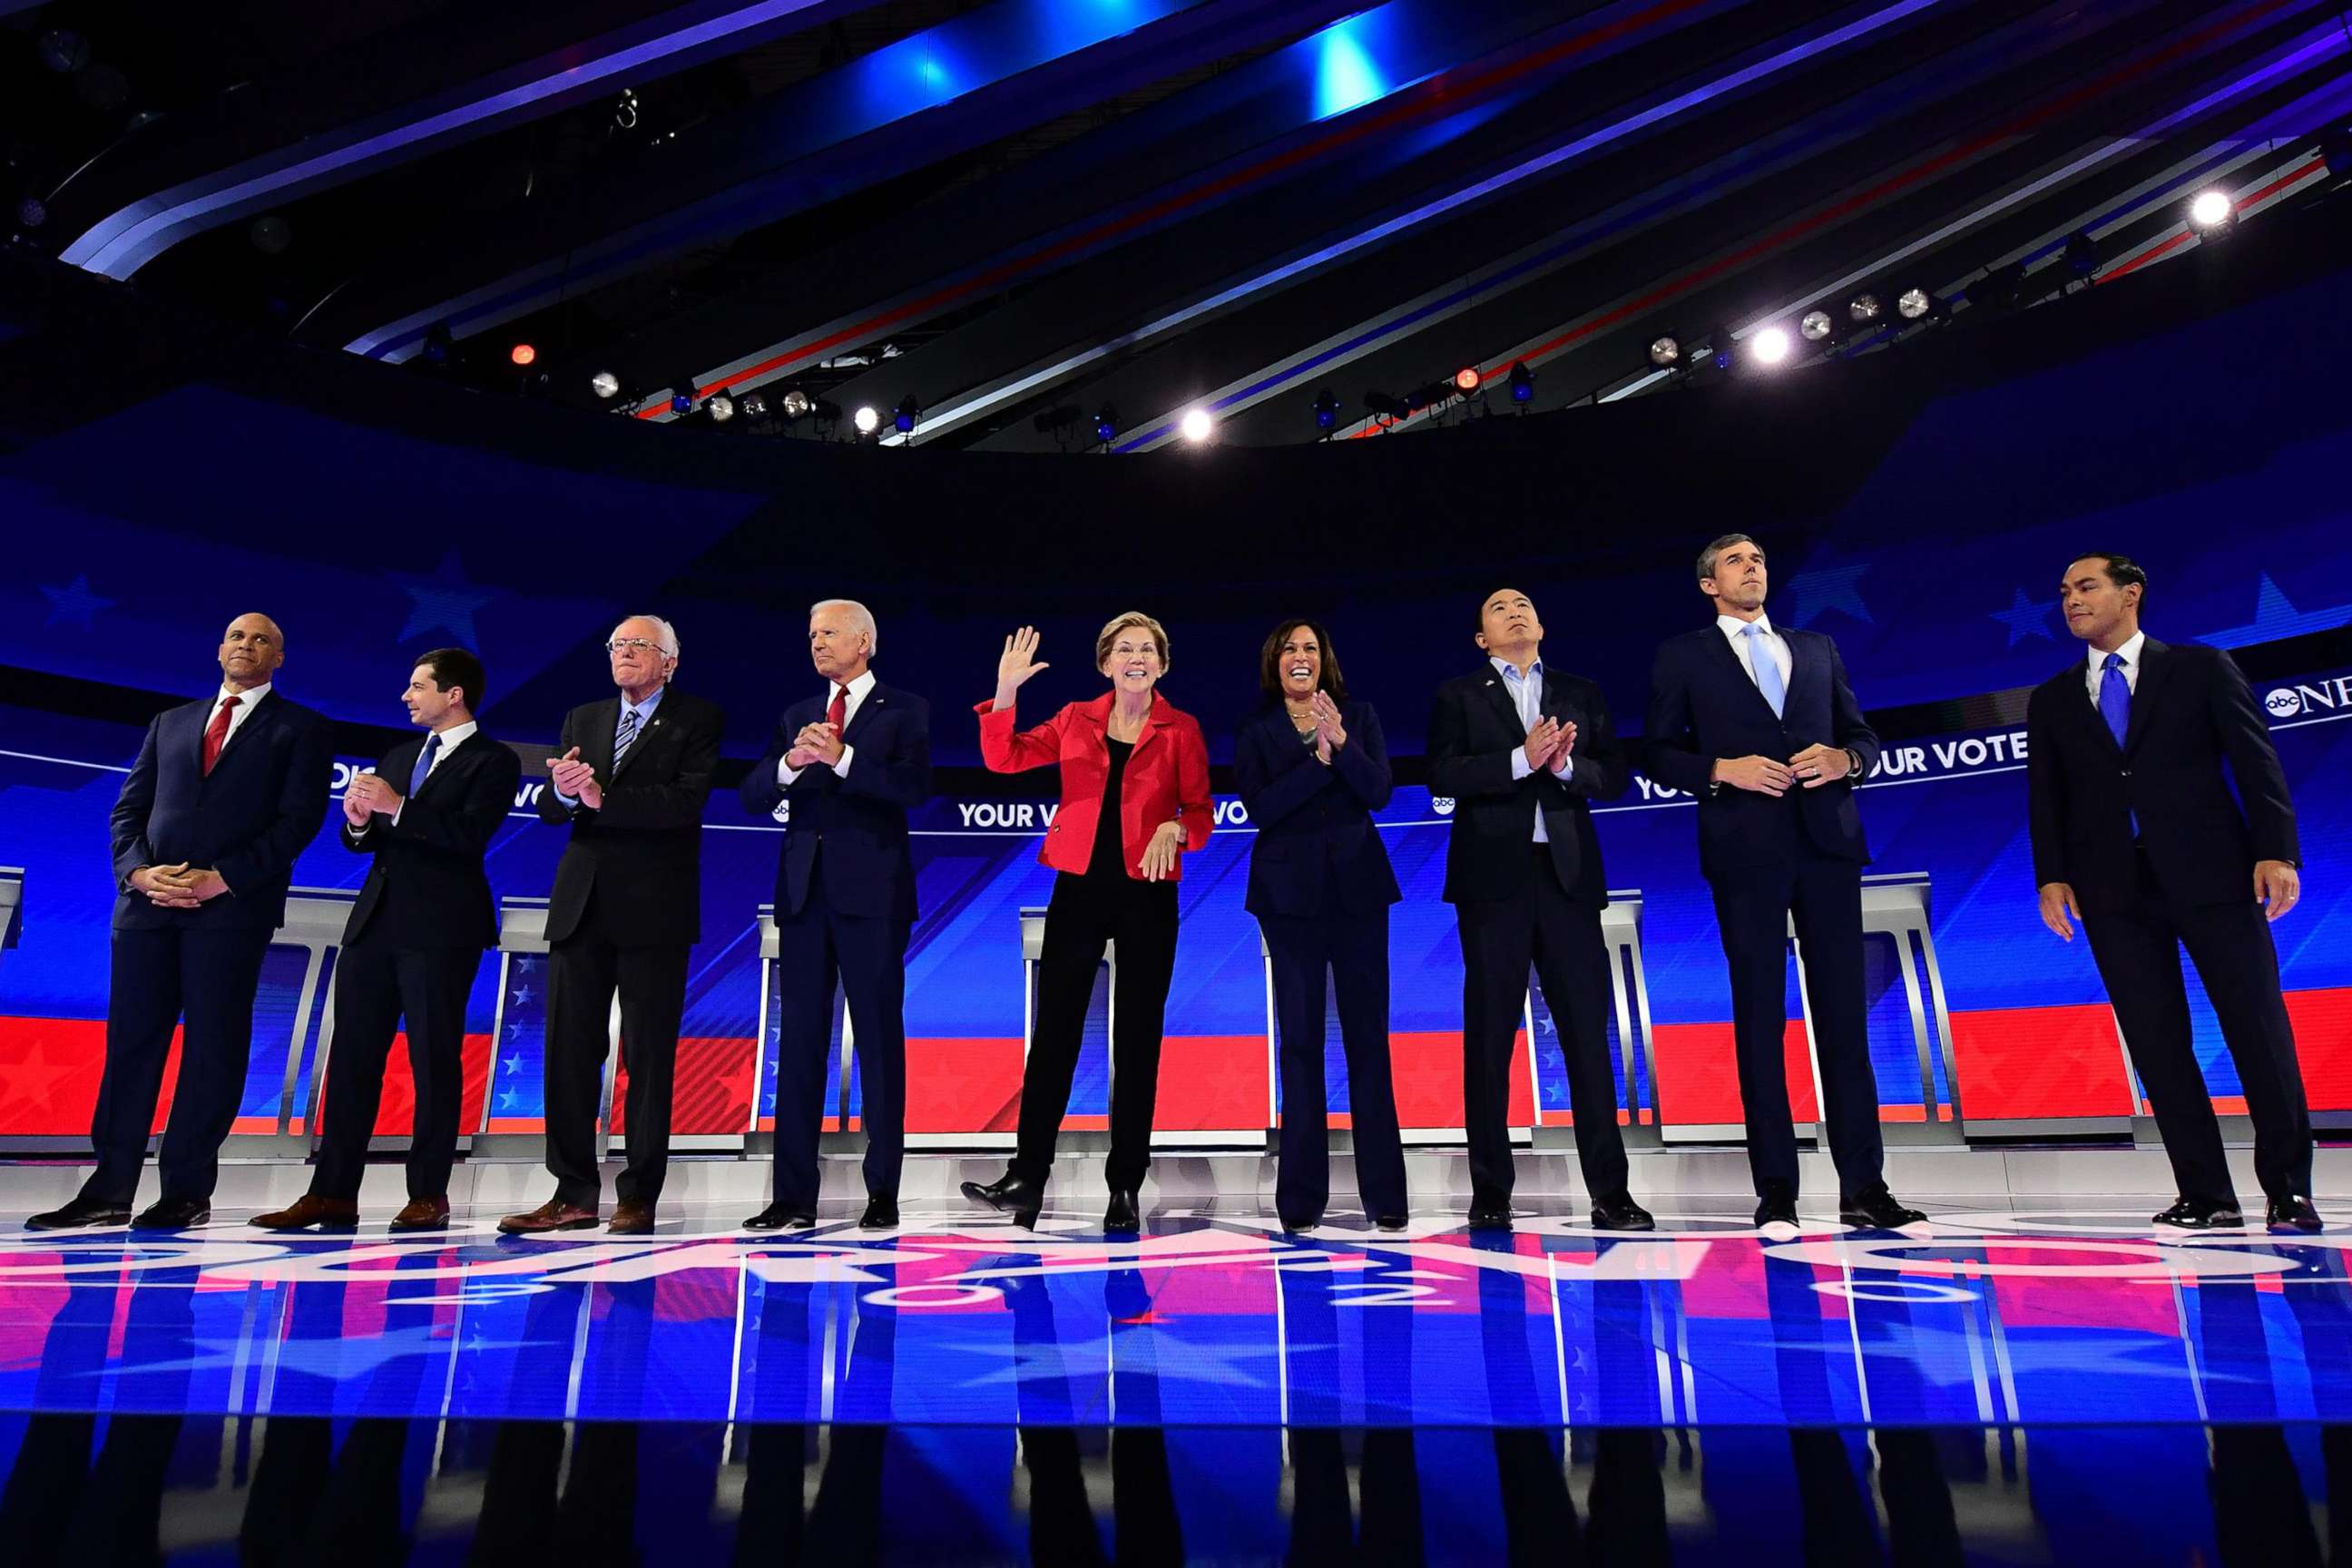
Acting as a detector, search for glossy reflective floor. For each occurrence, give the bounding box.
[6,1200,2352,1429]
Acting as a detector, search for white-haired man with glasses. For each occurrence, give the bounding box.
[502,614,722,1236]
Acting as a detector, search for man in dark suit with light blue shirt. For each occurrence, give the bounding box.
[1644,536,1925,1235]
[30,612,334,1231]
[739,600,931,1232]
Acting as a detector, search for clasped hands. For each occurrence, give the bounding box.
[1713,743,1853,797]
[544,745,603,809]
[786,720,846,772]
[342,770,404,827]
[1523,716,1578,775]
[1307,691,1346,764]
[129,862,227,908]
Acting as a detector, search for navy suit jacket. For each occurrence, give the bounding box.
[739,679,931,922]
[2026,637,2297,914]
[111,689,335,932]
[1642,622,1880,880]
[536,686,723,945]
[343,730,522,950]
[1426,662,1629,906]
[1233,698,1402,918]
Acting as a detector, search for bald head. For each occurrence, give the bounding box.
[219,612,286,692]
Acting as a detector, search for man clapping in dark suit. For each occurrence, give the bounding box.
[1428,588,1649,1233]
[31,612,333,1231]
[2027,552,2316,1232]
[739,600,931,1232]
[1644,535,1925,1237]
[254,647,520,1232]
[501,615,721,1237]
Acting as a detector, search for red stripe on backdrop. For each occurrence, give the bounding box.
[1651,1020,1819,1125]
[908,1037,1024,1133]
[1946,1004,2135,1121]
[612,1036,756,1136]
[1389,1030,1536,1129]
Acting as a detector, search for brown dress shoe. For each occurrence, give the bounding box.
[389,1197,452,1231]
[607,1199,656,1235]
[497,1198,600,1235]
[250,1194,359,1231]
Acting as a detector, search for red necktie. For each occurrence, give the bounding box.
[827,684,848,735]
[201,694,240,776]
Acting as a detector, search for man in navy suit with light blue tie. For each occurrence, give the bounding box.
[740,600,931,1231]
[1643,536,1925,1236]
[30,612,333,1231]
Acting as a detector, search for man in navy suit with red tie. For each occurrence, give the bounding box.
[2027,553,2316,1232]
[1644,536,1925,1237]
[30,612,333,1231]
[739,600,931,1231]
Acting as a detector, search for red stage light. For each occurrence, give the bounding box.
[510,343,536,367]
[1454,367,1482,392]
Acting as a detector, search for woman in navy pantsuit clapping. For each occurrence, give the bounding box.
[1234,621,1408,1233]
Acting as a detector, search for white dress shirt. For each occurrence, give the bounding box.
[209,681,272,747]
[2083,629,2146,705]
[1494,655,1550,844]
[1718,612,1792,691]
[779,667,875,785]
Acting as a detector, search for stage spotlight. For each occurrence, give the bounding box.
[2064,230,2101,277]
[780,387,812,419]
[1749,326,1792,366]
[1648,335,1681,368]
[1454,366,1482,394]
[893,395,922,436]
[1707,328,1735,371]
[707,389,735,422]
[422,321,453,366]
[1896,288,1935,320]
[591,370,621,399]
[1312,388,1339,432]
[1847,292,1882,324]
[853,405,880,436]
[1180,408,1214,443]
[1971,262,2026,311]
[1799,310,1833,342]
[738,390,768,419]
[671,373,700,416]
[510,342,536,367]
[1094,405,1119,443]
[15,195,46,230]
[1506,360,1535,404]
[2188,190,2234,229]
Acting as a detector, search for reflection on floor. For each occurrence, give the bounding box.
[5,1416,2350,1563]
[5,1200,2351,1429]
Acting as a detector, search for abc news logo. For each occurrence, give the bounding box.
[2264,676,2352,721]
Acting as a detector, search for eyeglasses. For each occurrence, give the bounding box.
[605,638,669,655]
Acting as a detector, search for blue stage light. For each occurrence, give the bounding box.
[1508,361,1535,404]
[1093,405,1118,444]
[1312,388,1339,431]
[1314,18,1387,121]
[894,395,922,436]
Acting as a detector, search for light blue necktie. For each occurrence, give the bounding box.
[407,732,440,797]
[1744,623,1786,718]
[613,706,642,769]
[2099,652,2131,746]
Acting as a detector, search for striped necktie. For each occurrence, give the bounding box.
[613,706,642,770]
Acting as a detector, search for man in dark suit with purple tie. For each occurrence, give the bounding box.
[1643,536,1925,1237]
[29,612,333,1231]
[2027,552,2316,1233]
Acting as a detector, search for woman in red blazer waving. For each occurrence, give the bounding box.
[960,612,1212,1231]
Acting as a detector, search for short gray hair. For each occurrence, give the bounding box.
[615,613,681,659]
[810,598,878,657]
[1696,534,1758,583]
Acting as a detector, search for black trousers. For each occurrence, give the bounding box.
[1262,905,1407,1224]
[1014,870,1179,1191]
[1455,845,1629,1205]
[544,891,690,1208]
[2083,852,2311,1204]
[84,923,274,1205]
[309,937,482,1201]
[770,856,912,1208]
[1710,846,1885,1201]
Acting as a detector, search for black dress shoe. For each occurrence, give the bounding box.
[960,1172,1044,1229]
[860,1195,899,1230]
[1103,1189,1141,1233]
[1840,1189,1929,1230]
[131,1197,211,1230]
[1754,1194,1800,1235]
[1466,1201,1514,1231]
[2153,1195,2244,1230]
[742,1203,818,1232]
[2267,1195,2323,1233]
[24,1195,132,1231]
[1589,1194,1656,1232]
[1374,1213,1409,1232]
[1279,1213,1321,1236]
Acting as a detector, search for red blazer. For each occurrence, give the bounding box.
[975,691,1213,880]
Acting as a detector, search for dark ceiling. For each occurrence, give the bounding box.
[6,0,2350,451]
